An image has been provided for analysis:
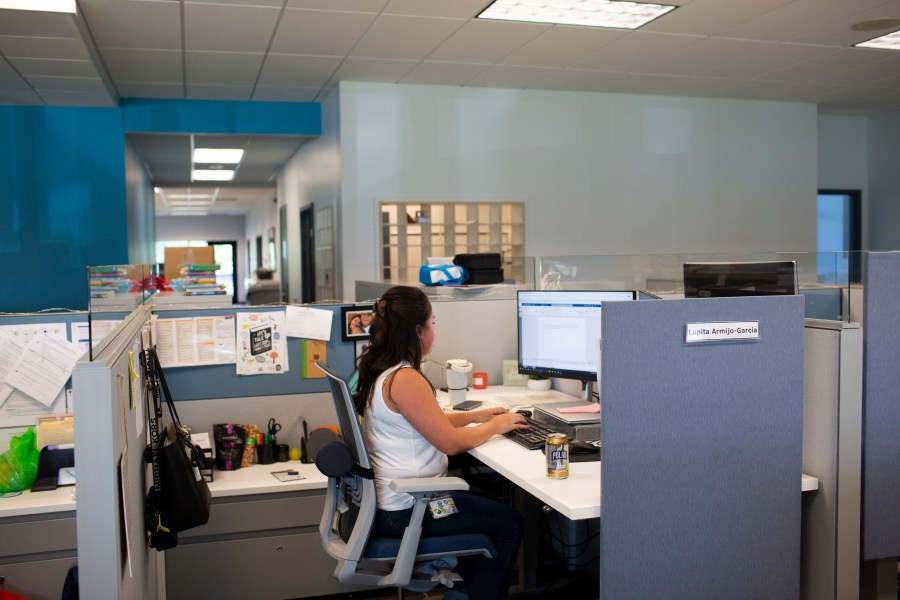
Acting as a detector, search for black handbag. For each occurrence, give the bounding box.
[142,347,211,550]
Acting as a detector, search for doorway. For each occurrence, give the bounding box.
[300,205,315,304]
[817,190,861,284]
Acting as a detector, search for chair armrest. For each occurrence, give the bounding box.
[388,476,470,494]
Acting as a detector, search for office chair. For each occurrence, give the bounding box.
[313,361,496,595]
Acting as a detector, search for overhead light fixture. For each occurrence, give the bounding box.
[477,0,675,30]
[192,148,244,164]
[192,169,235,182]
[855,29,900,51]
[0,0,76,12]
[166,193,214,199]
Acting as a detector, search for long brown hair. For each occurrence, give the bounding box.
[352,286,434,414]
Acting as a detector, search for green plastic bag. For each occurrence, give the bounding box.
[0,428,40,493]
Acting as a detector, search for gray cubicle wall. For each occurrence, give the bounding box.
[861,252,900,561]
[154,305,354,400]
[801,320,862,600]
[600,296,805,600]
[72,307,157,600]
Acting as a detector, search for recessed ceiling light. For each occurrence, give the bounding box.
[193,148,244,164]
[0,0,75,13]
[192,169,234,182]
[166,194,213,199]
[478,0,675,30]
[855,29,900,51]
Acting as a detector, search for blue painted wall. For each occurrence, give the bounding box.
[0,99,320,313]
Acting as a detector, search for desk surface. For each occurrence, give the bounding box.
[461,385,820,521]
[208,460,327,498]
[0,486,76,518]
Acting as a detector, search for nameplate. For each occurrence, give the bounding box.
[685,321,759,343]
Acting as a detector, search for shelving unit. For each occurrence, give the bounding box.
[379,201,525,284]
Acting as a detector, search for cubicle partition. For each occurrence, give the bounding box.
[599,296,805,600]
[861,252,900,563]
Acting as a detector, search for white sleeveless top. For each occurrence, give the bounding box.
[363,363,448,510]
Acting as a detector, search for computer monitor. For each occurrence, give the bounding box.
[682,261,798,298]
[517,290,636,401]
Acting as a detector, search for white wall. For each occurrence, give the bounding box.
[868,111,900,250]
[156,214,248,301]
[817,114,869,246]
[338,82,819,295]
[278,87,342,302]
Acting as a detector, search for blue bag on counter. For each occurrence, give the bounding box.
[419,264,468,286]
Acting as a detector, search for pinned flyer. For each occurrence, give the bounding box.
[236,312,288,375]
[284,306,333,341]
[685,321,760,344]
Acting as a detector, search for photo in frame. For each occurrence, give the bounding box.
[341,306,374,341]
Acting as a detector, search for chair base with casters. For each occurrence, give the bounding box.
[314,360,497,596]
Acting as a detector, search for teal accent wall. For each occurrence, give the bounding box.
[0,99,320,313]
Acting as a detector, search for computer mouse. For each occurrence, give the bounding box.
[569,440,601,455]
[516,410,532,418]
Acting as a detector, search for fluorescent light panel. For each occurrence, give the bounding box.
[478,0,675,30]
[0,0,75,12]
[193,148,244,164]
[192,169,234,181]
[166,194,213,199]
[855,30,900,51]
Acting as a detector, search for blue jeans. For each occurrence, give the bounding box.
[373,491,524,600]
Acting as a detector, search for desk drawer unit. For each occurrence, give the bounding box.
[166,490,372,600]
[0,512,77,600]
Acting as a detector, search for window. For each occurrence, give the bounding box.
[817,190,861,284]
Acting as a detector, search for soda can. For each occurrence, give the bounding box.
[546,433,569,479]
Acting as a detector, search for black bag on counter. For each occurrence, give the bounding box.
[453,253,501,270]
[142,347,211,551]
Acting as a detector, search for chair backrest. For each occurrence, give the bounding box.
[314,361,377,564]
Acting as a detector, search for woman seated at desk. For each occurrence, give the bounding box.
[354,286,528,600]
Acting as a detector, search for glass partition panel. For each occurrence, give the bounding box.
[534,252,854,322]
[87,264,154,359]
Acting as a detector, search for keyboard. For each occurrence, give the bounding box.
[503,415,557,450]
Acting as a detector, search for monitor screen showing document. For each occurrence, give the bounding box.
[517,290,636,381]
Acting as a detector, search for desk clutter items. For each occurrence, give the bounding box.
[213,423,245,470]
[0,428,39,493]
[240,424,259,468]
[419,261,467,286]
[31,445,75,492]
[88,265,131,298]
[171,263,226,296]
[453,253,504,285]
[142,346,212,551]
[35,414,74,449]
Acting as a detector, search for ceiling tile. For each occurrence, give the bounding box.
[572,31,702,71]
[0,59,29,88]
[467,64,557,89]
[637,38,770,77]
[350,15,463,60]
[82,0,181,50]
[117,81,185,99]
[0,36,91,60]
[101,49,182,83]
[331,57,417,82]
[0,10,80,38]
[8,57,99,78]
[759,81,846,103]
[186,83,255,100]
[0,89,42,104]
[643,0,793,36]
[719,0,889,42]
[499,25,626,68]
[286,0,388,11]
[38,90,118,106]
[184,3,281,53]
[272,9,376,55]
[399,61,489,85]
[29,75,107,92]
[526,68,616,91]
[700,43,836,79]
[789,0,900,46]
[815,55,900,86]
[257,54,342,87]
[383,0,491,18]
[193,0,283,6]
[429,19,549,63]
[712,78,794,99]
[252,85,321,101]
[185,51,265,86]
[763,47,891,83]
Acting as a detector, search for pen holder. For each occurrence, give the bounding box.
[257,443,277,465]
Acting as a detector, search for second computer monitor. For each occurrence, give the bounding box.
[517,290,636,383]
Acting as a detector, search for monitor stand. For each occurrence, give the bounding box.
[581,379,595,403]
